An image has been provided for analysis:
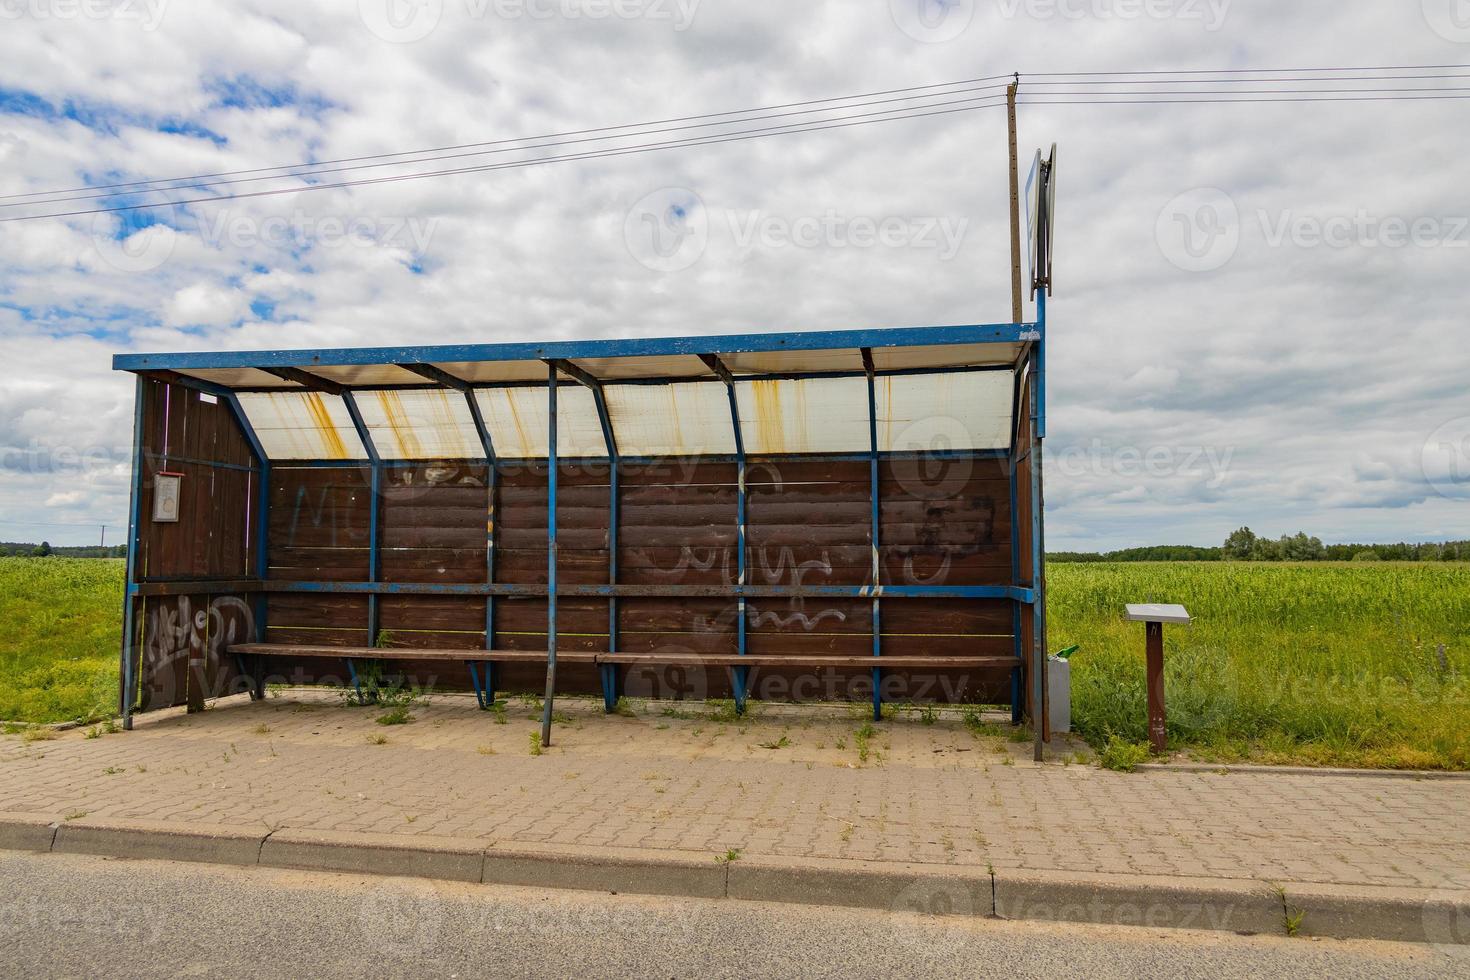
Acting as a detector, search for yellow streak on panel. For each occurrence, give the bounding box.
[303,392,350,459]
[751,379,785,454]
[376,390,423,459]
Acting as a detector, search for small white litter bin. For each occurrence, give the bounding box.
[1047,654,1071,734]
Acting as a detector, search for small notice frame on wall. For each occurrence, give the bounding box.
[152,471,184,523]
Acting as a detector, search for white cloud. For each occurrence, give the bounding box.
[0,1,1465,548]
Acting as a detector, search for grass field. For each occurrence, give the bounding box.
[1052,562,1470,770]
[0,557,122,726]
[3,557,1467,769]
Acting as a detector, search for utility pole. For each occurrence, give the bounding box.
[1007,74,1023,325]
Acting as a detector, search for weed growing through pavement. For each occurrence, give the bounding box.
[1271,883,1306,937]
[376,705,414,726]
[1098,735,1150,773]
[528,731,543,756]
[758,735,791,750]
[854,722,881,764]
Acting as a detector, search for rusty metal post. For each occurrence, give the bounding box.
[1146,621,1166,753]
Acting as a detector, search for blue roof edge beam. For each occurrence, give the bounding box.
[112,322,1040,373]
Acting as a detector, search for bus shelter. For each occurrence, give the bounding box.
[112,310,1050,747]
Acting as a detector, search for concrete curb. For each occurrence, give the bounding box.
[992,868,1280,935]
[5,815,1467,946]
[55,817,266,866]
[1136,763,1470,780]
[483,840,726,899]
[729,852,993,913]
[261,828,484,883]
[0,811,60,852]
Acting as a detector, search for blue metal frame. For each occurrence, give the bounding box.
[224,391,272,700]
[539,361,559,747]
[1031,290,1050,757]
[341,392,382,646]
[119,378,145,730]
[153,580,1033,601]
[700,353,750,714]
[862,349,884,722]
[113,322,1039,374]
[262,448,1012,468]
[551,358,624,713]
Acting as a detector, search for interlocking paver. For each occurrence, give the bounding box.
[3,690,1468,891]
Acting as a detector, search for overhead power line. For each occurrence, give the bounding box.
[0,74,1016,204]
[0,83,1014,211]
[2,97,1011,222]
[2,64,1466,222]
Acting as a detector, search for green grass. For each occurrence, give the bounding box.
[1052,562,1470,771]
[0,558,123,724]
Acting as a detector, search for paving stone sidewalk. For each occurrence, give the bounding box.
[3,691,1467,892]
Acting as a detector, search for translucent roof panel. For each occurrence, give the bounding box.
[722,347,864,376]
[473,385,607,459]
[871,342,1022,371]
[431,360,550,384]
[734,376,872,454]
[235,391,368,461]
[353,389,484,460]
[307,364,429,386]
[876,371,1013,452]
[604,382,735,456]
[177,367,301,388]
[569,355,711,380]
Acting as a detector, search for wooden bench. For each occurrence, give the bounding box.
[228,644,1019,720]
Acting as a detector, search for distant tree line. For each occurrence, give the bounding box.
[0,541,128,558]
[1052,529,1470,563]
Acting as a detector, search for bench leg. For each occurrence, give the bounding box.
[871,666,882,722]
[600,664,617,714]
[467,661,486,710]
[1010,665,1023,726]
[253,655,266,701]
[345,658,362,702]
[234,655,257,701]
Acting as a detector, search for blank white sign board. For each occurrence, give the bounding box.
[1125,604,1192,625]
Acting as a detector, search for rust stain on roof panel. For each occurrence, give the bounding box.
[302,392,350,459]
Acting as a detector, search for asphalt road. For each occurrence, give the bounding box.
[1,851,1464,979]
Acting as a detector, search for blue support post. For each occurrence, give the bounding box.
[1009,449,1023,726]
[223,391,271,700]
[702,354,748,715]
[539,363,559,748]
[466,660,486,709]
[862,349,883,722]
[120,377,145,730]
[551,359,622,714]
[341,392,382,647]
[461,386,499,709]
[1028,315,1048,762]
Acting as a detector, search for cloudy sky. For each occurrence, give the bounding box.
[0,0,1466,550]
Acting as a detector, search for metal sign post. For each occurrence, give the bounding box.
[1125,604,1192,754]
